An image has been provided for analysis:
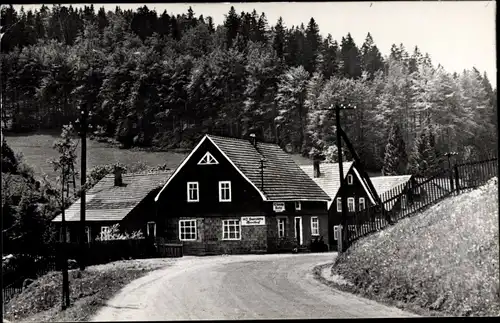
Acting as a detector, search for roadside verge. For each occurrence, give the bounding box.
[3,258,177,322]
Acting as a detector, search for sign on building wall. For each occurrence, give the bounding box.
[273,202,286,212]
[241,216,266,226]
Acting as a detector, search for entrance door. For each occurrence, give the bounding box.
[294,216,303,246]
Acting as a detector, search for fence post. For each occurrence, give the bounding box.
[454,165,460,195]
[449,167,454,193]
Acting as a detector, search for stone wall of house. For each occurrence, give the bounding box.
[160,214,328,255]
[179,216,268,255]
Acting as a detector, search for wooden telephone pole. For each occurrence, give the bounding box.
[76,103,91,271]
[60,165,70,309]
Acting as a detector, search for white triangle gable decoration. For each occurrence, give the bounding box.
[198,152,219,165]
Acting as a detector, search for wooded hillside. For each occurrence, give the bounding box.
[1,4,497,172]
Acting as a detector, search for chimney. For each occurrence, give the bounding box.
[249,133,257,147]
[114,166,123,186]
[313,160,321,178]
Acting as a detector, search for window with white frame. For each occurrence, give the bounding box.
[295,201,301,211]
[198,151,219,165]
[219,181,231,202]
[333,225,340,240]
[222,219,241,240]
[179,219,197,241]
[187,182,199,202]
[347,197,355,212]
[100,226,110,240]
[147,221,156,237]
[359,197,366,211]
[336,197,342,212]
[277,218,286,238]
[347,174,354,185]
[85,226,91,243]
[311,217,319,236]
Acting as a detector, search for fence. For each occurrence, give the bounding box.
[344,157,498,249]
[2,253,58,303]
[2,237,183,303]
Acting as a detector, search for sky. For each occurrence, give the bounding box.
[13,2,497,88]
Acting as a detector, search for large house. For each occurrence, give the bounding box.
[154,134,331,255]
[52,170,173,242]
[300,161,379,249]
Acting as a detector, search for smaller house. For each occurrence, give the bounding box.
[300,161,379,250]
[371,175,413,211]
[52,169,173,243]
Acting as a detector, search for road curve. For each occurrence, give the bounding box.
[92,253,417,321]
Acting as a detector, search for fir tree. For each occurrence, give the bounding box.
[382,123,408,175]
[340,33,362,79]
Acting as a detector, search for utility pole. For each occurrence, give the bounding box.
[77,103,91,271]
[60,165,70,310]
[320,103,356,253]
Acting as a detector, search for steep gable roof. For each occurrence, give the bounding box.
[300,162,355,208]
[53,171,172,222]
[371,175,413,198]
[155,135,330,202]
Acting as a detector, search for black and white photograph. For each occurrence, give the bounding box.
[1,1,497,320]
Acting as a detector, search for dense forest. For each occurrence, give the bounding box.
[1,4,497,173]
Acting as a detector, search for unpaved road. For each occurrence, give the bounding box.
[92,253,417,321]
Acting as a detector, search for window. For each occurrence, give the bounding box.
[187,182,199,202]
[277,218,286,238]
[336,197,342,212]
[295,201,301,211]
[333,225,340,241]
[222,219,241,240]
[147,221,156,237]
[100,226,110,240]
[401,195,407,209]
[85,226,91,243]
[359,197,366,211]
[347,174,354,185]
[60,228,71,242]
[347,197,355,212]
[311,217,319,236]
[198,152,219,165]
[179,220,197,241]
[219,181,232,202]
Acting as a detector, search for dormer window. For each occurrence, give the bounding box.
[198,152,219,165]
[295,201,301,211]
[347,174,353,185]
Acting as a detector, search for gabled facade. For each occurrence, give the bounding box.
[155,134,331,255]
[300,161,379,250]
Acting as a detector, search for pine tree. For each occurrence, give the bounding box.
[223,6,240,49]
[340,33,362,79]
[276,65,309,152]
[304,17,321,73]
[272,17,285,61]
[407,127,441,177]
[382,123,408,175]
[360,32,384,79]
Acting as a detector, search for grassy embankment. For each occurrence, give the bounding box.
[3,259,176,322]
[320,177,499,317]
